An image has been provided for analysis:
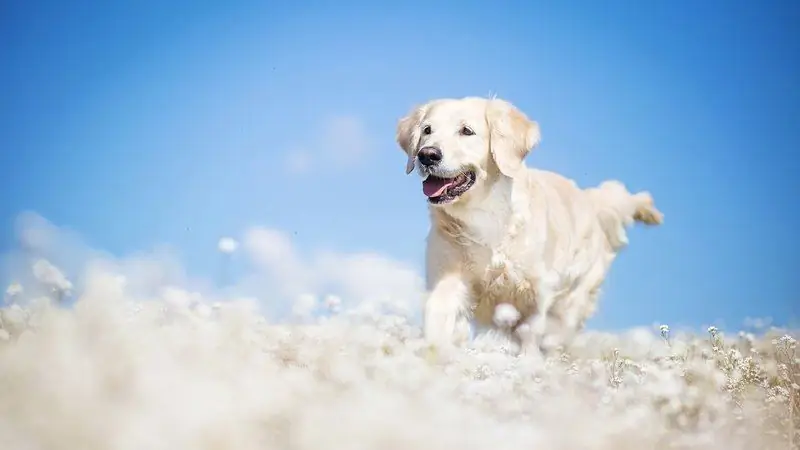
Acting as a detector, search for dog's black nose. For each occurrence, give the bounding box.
[417,147,443,167]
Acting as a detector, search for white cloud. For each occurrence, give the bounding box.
[314,251,423,313]
[242,227,311,302]
[2,212,424,322]
[2,212,196,303]
[284,149,313,174]
[321,115,370,161]
[292,293,318,319]
[31,259,73,296]
[240,226,424,314]
[13,211,98,268]
[282,115,372,174]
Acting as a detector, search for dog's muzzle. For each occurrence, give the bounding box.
[417,146,443,167]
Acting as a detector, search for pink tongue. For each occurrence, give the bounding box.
[423,177,456,197]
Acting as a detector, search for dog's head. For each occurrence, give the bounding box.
[395,97,540,206]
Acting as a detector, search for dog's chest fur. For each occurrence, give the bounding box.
[438,179,540,325]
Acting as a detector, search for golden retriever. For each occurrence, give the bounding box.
[395,96,663,353]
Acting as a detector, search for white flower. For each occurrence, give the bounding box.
[217,237,239,254]
[658,324,670,345]
[707,326,718,335]
[493,303,520,328]
[776,334,797,349]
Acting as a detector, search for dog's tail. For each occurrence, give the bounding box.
[630,190,664,226]
[587,180,663,250]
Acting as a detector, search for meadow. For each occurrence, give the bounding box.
[1,261,797,450]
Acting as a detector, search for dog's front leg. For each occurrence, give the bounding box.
[423,273,471,347]
[515,270,561,355]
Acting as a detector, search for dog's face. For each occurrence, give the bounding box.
[396,97,540,206]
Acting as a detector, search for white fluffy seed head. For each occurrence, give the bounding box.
[217,237,239,254]
[493,303,521,328]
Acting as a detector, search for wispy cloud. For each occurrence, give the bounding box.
[2,212,424,319]
[240,225,424,315]
[284,149,313,174]
[3,212,194,302]
[283,115,372,174]
[31,259,73,298]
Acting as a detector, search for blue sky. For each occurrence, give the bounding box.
[1,1,798,331]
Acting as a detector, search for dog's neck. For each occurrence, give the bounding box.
[435,175,516,249]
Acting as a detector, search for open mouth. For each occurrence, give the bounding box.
[422,171,477,205]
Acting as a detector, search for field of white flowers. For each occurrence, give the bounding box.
[0,259,797,450]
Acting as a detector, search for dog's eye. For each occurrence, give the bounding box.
[460,126,475,136]
[422,125,432,135]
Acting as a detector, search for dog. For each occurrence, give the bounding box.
[395,96,662,353]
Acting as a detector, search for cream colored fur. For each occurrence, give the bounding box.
[395,96,663,353]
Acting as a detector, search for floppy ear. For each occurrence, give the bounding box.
[396,104,428,174]
[486,99,541,177]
